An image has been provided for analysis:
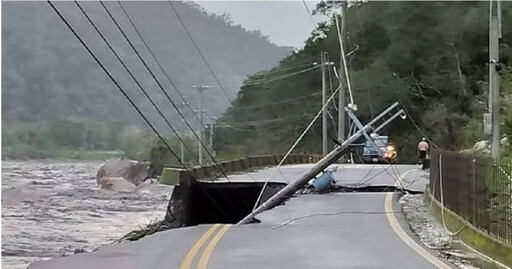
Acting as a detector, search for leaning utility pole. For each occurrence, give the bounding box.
[239,102,406,224]
[194,85,209,165]
[321,52,328,156]
[490,0,501,159]
[338,0,347,142]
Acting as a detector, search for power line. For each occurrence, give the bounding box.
[229,92,321,110]
[252,62,319,77]
[390,74,440,149]
[302,0,317,27]
[116,1,201,126]
[74,1,199,167]
[242,65,320,86]
[99,1,230,180]
[48,0,234,222]
[47,1,180,167]
[220,114,316,126]
[117,1,256,182]
[167,1,234,103]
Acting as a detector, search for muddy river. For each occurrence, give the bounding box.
[1,160,173,269]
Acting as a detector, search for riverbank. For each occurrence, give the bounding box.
[2,147,124,161]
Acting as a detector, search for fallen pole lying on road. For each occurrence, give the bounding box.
[238,102,406,224]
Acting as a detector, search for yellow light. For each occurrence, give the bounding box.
[387,145,395,151]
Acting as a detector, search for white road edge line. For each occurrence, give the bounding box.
[385,192,452,269]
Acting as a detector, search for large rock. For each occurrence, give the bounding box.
[96,160,155,188]
[98,177,136,193]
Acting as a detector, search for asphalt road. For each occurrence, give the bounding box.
[229,163,427,192]
[30,164,451,269]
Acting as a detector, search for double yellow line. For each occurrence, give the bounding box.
[180,224,232,269]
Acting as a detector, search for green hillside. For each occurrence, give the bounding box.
[215,1,512,162]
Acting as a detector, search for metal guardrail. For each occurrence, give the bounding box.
[430,149,512,245]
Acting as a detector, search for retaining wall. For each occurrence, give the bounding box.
[425,188,512,267]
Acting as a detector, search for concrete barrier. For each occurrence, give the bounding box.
[231,159,244,172]
[265,155,274,166]
[273,155,280,165]
[160,153,330,182]
[241,158,250,170]
[221,161,232,173]
[248,156,259,168]
[160,167,190,186]
[203,165,214,178]
[192,166,205,179]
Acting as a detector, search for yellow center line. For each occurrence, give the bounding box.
[197,224,232,269]
[385,192,451,269]
[179,224,222,269]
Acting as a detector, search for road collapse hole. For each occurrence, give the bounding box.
[167,182,286,227]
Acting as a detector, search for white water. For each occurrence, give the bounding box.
[1,160,173,269]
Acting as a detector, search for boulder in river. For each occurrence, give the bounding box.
[96,160,155,189]
[98,177,136,193]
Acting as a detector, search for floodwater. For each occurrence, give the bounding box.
[1,160,173,269]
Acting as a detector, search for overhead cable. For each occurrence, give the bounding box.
[231,92,321,110]
[252,62,319,77]
[48,1,233,221]
[252,84,342,212]
[117,1,256,181]
[117,1,201,125]
[74,1,199,166]
[243,65,321,86]
[167,1,234,102]
[99,1,230,180]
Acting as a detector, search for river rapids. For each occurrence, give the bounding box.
[1,160,173,269]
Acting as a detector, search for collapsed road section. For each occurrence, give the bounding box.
[161,180,287,229]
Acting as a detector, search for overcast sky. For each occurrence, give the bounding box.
[196,1,327,48]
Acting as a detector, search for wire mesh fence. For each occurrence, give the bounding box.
[430,149,512,245]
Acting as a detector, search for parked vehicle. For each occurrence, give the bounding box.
[362,134,397,163]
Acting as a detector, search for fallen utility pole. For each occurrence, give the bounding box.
[238,102,405,224]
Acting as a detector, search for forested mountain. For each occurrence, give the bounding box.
[216,1,512,161]
[2,1,290,124]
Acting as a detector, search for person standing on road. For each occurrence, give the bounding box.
[417,138,429,165]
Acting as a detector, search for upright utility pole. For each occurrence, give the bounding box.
[180,99,186,163]
[321,52,328,156]
[490,0,501,159]
[209,122,215,156]
[338,1,347,142]
[194,85,209,165]
[208,115,216,156]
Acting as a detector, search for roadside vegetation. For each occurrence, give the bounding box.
[215,1,512,163]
